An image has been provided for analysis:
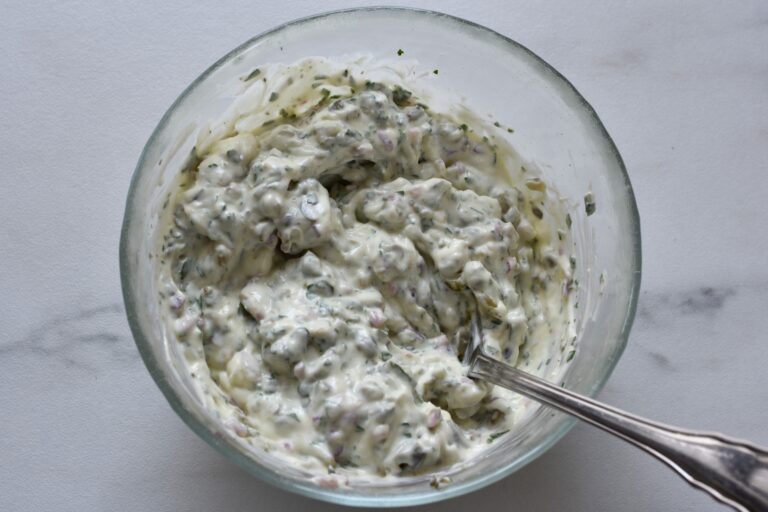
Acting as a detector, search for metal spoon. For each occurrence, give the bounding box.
[465,301,768,511]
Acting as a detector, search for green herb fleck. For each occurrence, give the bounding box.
[244,68,261,81]
[565,213,572,228]
[507,127,514,133]
[389,362,422,402]
[355,424,365,433]
[269,92,279,102]
[392,85,412,106]
[279,108,297,120]
[307,280,335,297]
[178,259,189,281]
[459,123,468,132]
[487,429,510,444]
[566,350,576,362]
[432,69,439,75]
[390,362,412,382]
[397,48,404,56]
[584,192,596,216]
[493,121,501,128]
[430,476,451,489]
[225,149,241,163]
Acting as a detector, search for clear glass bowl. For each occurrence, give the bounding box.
[120,7,641,507]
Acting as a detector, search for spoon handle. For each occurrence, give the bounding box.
[469,352,768,512]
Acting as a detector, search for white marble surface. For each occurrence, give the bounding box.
[2,1,767,510]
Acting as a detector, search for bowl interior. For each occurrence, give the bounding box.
[120,7,640,507]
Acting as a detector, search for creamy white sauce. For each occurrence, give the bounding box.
[156,57,577,487]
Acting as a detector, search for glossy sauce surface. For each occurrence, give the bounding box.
[157,58,577,485]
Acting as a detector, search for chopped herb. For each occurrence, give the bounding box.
[307,280,334,297]
[584,192,596,216]
[459,123,468,132]
[225,149,242,163]
[389,362,411,382]
[243,68,261,81]
[507,127,514,133]
[279,108,297,120]
[397,48,404,56]
[432,69,439,75]
[487,429,510,443]
[389,362,422,402]
[269,92,279,102]
[355,424,365,433]
[178,259,189,281]
[430,476,451,489]
[566,350,576,362]
[493,121,501,128]
[392,85,412,106]
[565,213,572,228]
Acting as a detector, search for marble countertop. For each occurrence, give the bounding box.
[2,1,767,510]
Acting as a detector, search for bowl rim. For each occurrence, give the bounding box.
[120,5,642,507]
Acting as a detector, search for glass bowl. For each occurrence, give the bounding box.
[120,7,641,507]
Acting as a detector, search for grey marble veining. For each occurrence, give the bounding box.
[0,303,136,372]
[1,1,767,511]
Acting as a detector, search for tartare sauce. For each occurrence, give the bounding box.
[157,57,577,486]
